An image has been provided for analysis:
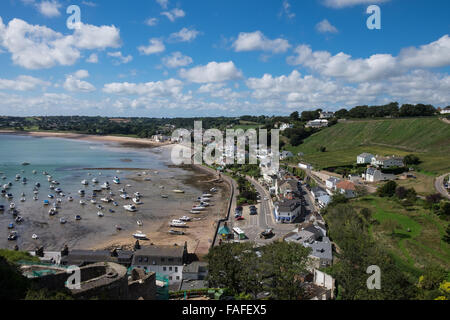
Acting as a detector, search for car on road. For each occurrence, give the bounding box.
[249,206,257,215]
[263,197,269,201]
[260,228,274,239]
[235,216,245,221]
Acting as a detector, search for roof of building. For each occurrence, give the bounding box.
[279,180,298,192]
[276,199,301,212]
[304,237,333,261]
[358,152,374,158]
[134,245,185,258]
[326,177,340,183]
[336,180,356,191]
[183,261,208,274]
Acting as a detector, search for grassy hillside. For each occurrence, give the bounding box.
[287,118,450,174]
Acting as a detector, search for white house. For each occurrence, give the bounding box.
[299,162,313,170]
[280,151,294,160]
[274,199,302,223]
[336,181,357,198]
[131,244,188,285]
[440,107,450,114]
[319,112,335,119]
[325,177,340,191]
[317,194,331,208]
[306,119,329,128]
[357,153,375,164]
[279,123,294,131]
[371,155,404,168]
[364,167,396,182]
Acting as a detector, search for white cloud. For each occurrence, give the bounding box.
[138,38,165,55]
[103,78,184,98]
[323,0,389,9]
[156,0,169,9]
[64,71,96,93]
[86,53,98,63]
[0,17,121,69]
[232,31,291,54]
[0,75,50,91]
[179,61,243,83]
[162,52,193,68]
[38,0,61,17]
[287,35,450,82]
[108,51,133,64]
[169,27,200,42]
[280,1,295,19]
[161,8,185,22]
[145,18,158,26]
[316,19,338,34]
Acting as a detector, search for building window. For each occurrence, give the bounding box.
[144,257,148,263]
[138,257,142,263]
[163,267,166,271]
[175,267,178,272]
[169,276,172,280]
[176,276,180,280]
[152,261,156,265]
[169,267,172,271]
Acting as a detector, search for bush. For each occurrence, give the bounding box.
[377,181,398,197]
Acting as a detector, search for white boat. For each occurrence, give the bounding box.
[101,182,110,189]
[9,203,15,209]
[161,195,169,199]
[170,219,187,228]
[97,211,104,217]
[68,196,74,201]
[20,197,26,202]
[202,193,213,198]
[133,232,147,240]
[92,178,99,184]
[120,193,130,200]
[101,197,111,203]
[33,196,38,201]
[90,199,97,204]
[32,234,38,240]
[60,218,67,224]
[78,190,85,195]
[119,188,126,193]
[49,208,57,216]
[137,220,143,226]
[32,170,37,174]
[57,198,62,203]
[173,189,185,194]
[124,204,137,212]
[180,216,191,222]
[134,192,142,197]
[132,198,143,205]
[6,194,13,199]
[210,187,217,192]
[192,206,206,211]
[190,210,202,214]
[113,177,120,184]
[80,200,86,205]
[81,180,88,185]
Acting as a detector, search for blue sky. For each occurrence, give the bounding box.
[0,0,449,117]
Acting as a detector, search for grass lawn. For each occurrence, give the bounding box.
[285,117,450,175]
[352,196,450,277]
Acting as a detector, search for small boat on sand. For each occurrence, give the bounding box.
[133,232,148,240]
[173,190,185,194]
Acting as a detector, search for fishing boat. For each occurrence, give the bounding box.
[59,218,67,224]
[75,215,82,221]
[109,209,115,213]
[101,182,110,189]
[132,232,148,240]
[35,182,41,188]
[134,192,142,197]
[124,204,137,212]
[22,177,27,184]
[78,190,85,195]
[90,199,97,204]
[115,225,122,231]
[120,193,130,200]
[48,208,58,216]
[192,206,206,211]
[57,198,62,203]
[132,198,143,205]
[79,200,86,205]
[54,188,62,193]
[169,219,187,228]
[101,197,111,203]
[97,211,104,217]
[113,177,121,184]
[15,216,24,223]
[32,234,38,240]
[113,201,119,207]
[81,180,88,185]
[96,204,104,210]
[68,196,74,202]
[210,187,217,192]
[15,174,20,181]
[32,170,37,174]
[48,194,54,199]
[202,193,213,198]
[180,216,191,222]
[137,220,143,226]
[6,193,13,200]
[173,189,185,194]
[33,196,38,201]
[161,194,169,199]
[169,230,185,236]
[8,223,14,229]
[92,178,99,184]
[9,203,15,209]
[20,197,26,202]
[43,200,50,205]
[22,162,30,166]
[119,188,126,193]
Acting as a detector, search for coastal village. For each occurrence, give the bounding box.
[1,107,449,300]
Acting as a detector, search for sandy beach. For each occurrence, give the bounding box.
[0,131,229,259]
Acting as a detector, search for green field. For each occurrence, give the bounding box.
[352,196,450,276]
[286,118,450,174]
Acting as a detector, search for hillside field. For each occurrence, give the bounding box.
[287,118,450,175]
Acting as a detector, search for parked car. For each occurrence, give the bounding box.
[235,216,245,221]
[260,228,274,239]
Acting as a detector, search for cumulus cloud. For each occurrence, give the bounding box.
[108,51,133,64]
[316,19,338,34]
[280,1,295,19]
[287,35,450,82]
[38,0,62,17]
[179,61,243,83]
[322,0,389,9]
[233,31,291,54]
[169,28,200,42]
[63,70,95,92]
[0,75,50,91]
[86,53,98,63]
[103,78,183,98]
[162,52,193,68]
[156,0,169,9]
[161,8,185,22]
[0,17,121,69]
[138,38,165,55]
[145,18,158,26]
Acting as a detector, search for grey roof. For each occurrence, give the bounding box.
[366,167,378,175]
[183,261,208,274]
[304,237,333,261]
[358,153,374,158]
[276,199,301,212]
[180,280,208,291]
[132,245,186,266]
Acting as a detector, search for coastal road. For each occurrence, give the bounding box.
[435,174,450,200]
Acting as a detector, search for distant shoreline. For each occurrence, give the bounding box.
[0,130,171,148]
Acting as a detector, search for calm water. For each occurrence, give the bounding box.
[0,134,206,250]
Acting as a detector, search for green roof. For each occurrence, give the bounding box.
[218,225,231,235]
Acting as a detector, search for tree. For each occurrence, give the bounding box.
[289,111,299,121]
[395,186,408,199]
[377,181,397,197]
[443,224,450,244]
[260,241,311,300]
[404,154,420,166]
[330,193,348,206]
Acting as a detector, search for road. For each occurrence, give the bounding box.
[435,174,450,200]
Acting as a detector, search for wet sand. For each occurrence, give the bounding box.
[0,138,229,259]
